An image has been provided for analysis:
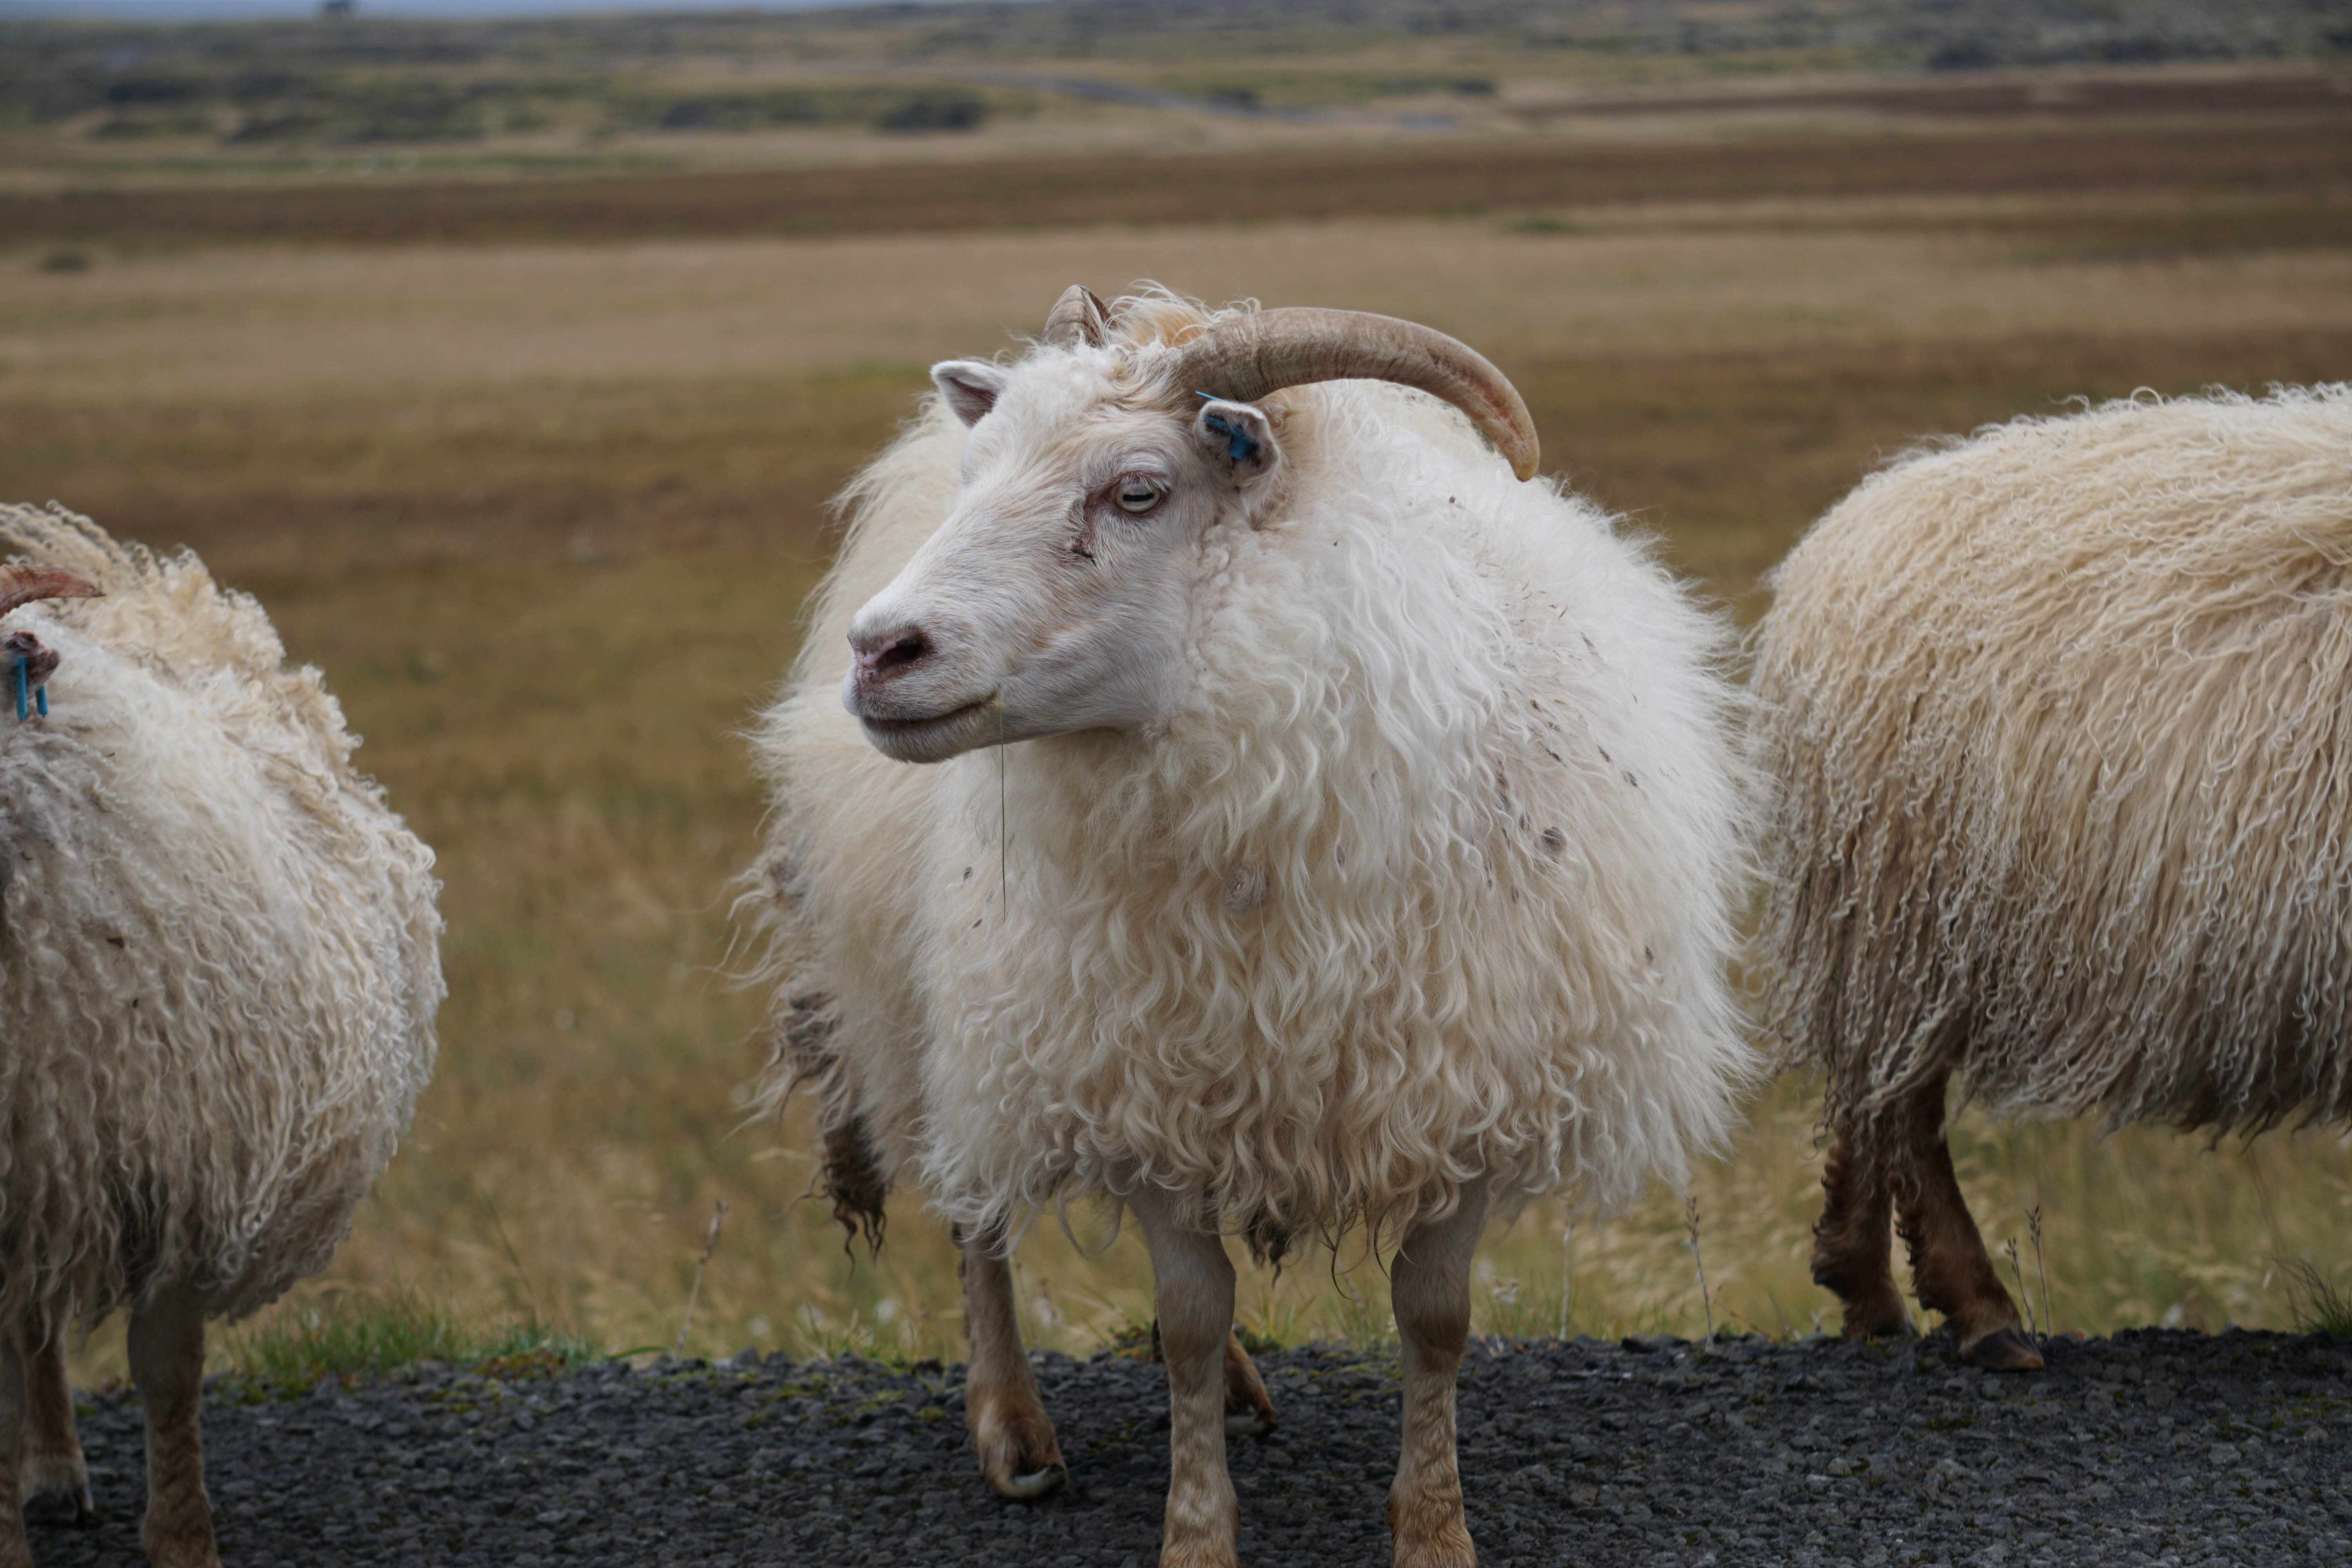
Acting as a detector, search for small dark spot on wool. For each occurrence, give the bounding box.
[1597,747,1611,764]
[1540,828,1566,856]
[1644,944,1654,965]
[1623,771,1639,790]
[1223,863,1269,915]
[961,867,972,880]
[1543,748,1562,764]
[106,935,125,948]
[971,918,982,929]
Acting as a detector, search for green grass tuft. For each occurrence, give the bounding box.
[2282,1260,2352,1338]
[222,1292,597,1395]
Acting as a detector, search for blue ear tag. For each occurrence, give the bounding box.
[1194,394,1260,465]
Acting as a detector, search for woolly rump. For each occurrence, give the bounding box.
[1754,385,2352,1156]
[0,503,442,1333]
[743,292,1755,1246]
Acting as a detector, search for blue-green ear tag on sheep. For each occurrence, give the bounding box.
[1195,391,1261,464]
[9,658,49,719]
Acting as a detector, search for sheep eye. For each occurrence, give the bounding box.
[1116,483,1160,514]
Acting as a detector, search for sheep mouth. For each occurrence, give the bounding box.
[855,696,1000,760]
[859,696,993,733]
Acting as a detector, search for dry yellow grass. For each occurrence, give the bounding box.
[12,205,2352,408]
[7,185,2351,1380]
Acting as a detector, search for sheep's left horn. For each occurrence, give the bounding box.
[1165,307,1539,481]
[0,566,101,618]
[1042,285,1114,349]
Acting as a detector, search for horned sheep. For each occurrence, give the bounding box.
[0,503,442,1568]
[743,287,1755,1566]
[1752,385,2352,1370]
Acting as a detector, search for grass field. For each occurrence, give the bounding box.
[4,25,2352,1381]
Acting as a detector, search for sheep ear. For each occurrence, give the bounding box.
[1192,399,1279,486]
[932,361,1009,428]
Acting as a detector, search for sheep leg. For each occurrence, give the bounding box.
[1128,1187,1240,1568]
[1147,1319,1279,1436]
[14,1320,92,1526]
[958,1226,1067,1499]
[1808,1112,1911,1340]
[1388,1183,1490,1568]
[1220,1330,1277,1436]
[127,1287,218,1568]
[0,1331,34,1568]
[1893,1081,2042,1372]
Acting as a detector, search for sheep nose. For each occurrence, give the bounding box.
[849,622,932,684]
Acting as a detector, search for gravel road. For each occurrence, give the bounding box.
[29,1329,2352,1567]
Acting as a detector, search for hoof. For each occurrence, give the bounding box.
[1223,1410,1272,1438]
[974,1405,1068,1502]
[1842,1315,1916,1342]
[995,1461,1068,1500]
[22,1484,96,1528]
[1838,1294,1914,1341]
[1960,1325,2044,1372]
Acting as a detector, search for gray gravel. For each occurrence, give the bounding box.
[29,1329,2352,1566]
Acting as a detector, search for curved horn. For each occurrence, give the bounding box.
[1041,285,1114,349]
[1166,308,1539,481]
[0,566,100,619]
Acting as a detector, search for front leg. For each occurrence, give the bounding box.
[15,1318,93,1526]
[128,1286,218,1568]
[959,1225,1067,1498]
[1128,1187,1240,1568]
[1389,1182,1490,1568]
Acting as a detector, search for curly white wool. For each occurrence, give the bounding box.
[0,503,442,1331]
[1754,385,2352,1152]
[746,297,1755,1244]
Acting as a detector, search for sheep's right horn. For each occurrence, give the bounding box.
[0,566,101,618]
[1042,285,1114,349]
[1166,307,1539,480]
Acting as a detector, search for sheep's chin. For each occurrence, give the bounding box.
[857,699,1002,764]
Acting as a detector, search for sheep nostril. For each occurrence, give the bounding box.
[852,627,931,681]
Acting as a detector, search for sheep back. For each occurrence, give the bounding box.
[0,503,443,1330]
[748,339,1755,1247]
[1754,386,2352,1156]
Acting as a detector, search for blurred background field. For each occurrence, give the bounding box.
[4,0,2352,1380]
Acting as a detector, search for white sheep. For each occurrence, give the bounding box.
[742,287,1754,1567]
[1752,385,2352,1370]
[0,503,442,1568]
